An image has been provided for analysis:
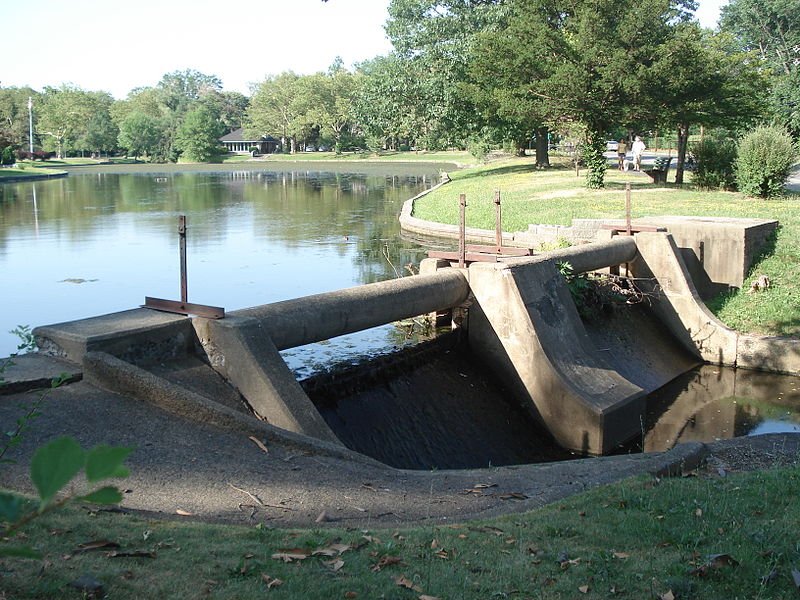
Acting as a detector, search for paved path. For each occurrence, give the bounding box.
[2,355,798,530]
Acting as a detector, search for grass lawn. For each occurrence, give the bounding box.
[0,167,66,178]
[412,156,800,338]
[2,466,798,599]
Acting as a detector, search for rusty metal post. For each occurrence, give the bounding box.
[625,183,632,236]
[459,194,466,268]
[178,215,188,304]
[494,189,502,249]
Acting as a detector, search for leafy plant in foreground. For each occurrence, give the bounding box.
[0,437,133,558]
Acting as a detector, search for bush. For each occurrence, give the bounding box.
[735,125,797,198]
[691,131,737,190]
[467,138,492,162]
[1,146,15,165]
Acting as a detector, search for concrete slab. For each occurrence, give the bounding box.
[0,354,82,395]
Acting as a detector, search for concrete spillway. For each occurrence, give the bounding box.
[31,231,800,462]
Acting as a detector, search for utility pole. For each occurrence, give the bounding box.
[28,97,34,153]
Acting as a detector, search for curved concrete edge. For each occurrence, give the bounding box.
[81,350,386,468]
[467,258,645,455]
[192,316,341,445]
[0,171,68,183]
[631,232,800,375]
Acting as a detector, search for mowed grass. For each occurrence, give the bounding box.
[3,465,799,599]
[413,157,800,338]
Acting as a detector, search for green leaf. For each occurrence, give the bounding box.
[30,437,85,505]
[85,445,133,483]
[76,486,123,505]
[0,492,24,522]
[0,545,42,559]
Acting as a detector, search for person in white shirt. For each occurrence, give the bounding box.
[631,136,646,171]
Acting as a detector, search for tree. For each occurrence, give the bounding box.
[470,0,698,187]
[198,90,249,133]
[720,0,800,135]
[0,87,40,151]
[81,111,119,157]
[117,112,163,160]
[174,107,224,162]
[301,62,359,154]
[644,25,766,183]
[385,0,508,149]
[38,86,114,158]
[247,72,306,153]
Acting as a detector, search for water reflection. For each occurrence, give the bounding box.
[0,168,443,359]
[643,365,800,451]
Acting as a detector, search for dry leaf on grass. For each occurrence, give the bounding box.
[272,548,311,562]
[175,509,193,516]
[578,585,590,593]
[394,575,422,592]
[322,559,345,571]
[261,574,283,588]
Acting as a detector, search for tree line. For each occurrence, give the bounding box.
[0,0,797,186]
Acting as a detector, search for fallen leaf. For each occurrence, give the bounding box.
[372,555,404,571]
[612,552,630,559]
[248,436,269,453]
[361,484,378,492]
[322,559,345,571]
[419,596,442,600]
[272,548,311,562]
[578,585,590,593]
[473,483,497,489]
[175,509,193,516]
[107,551,157,559]
[707,553,739,568]
[492,493,529,500]
[434,550,449,559]
[468,526,504,536]
[344,593,357,599]
[315,511,329,523]
[659,591,675,600]
[457,534,468,540]
[362,535,381,544]
[394,575,422,592]
[261,574,283,588]
[77,540,120,552]
[792,569,800,588]
[695,508,703,517]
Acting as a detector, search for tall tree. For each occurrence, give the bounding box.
[38,86,113,158]
[720,0,800,135]
[644,25,766,183]
[247,72,306,153]
[301,62,359,154]
[471,0,697,187]
[174,107,224,162]
[385,0,508,149]
[0,87,41,151]
[117,112,163,160]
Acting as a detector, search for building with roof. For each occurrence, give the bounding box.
[220,128,280,154]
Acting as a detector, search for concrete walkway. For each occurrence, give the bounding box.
[2,354,798,529]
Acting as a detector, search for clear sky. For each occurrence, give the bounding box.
[2,0,728,100]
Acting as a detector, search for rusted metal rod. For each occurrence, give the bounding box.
[494,189,502,248]
[458,193,466,268]
[178,215,188,304]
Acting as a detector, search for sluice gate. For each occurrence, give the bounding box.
[32,232,800,462]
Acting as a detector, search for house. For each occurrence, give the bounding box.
[220,128,280,154]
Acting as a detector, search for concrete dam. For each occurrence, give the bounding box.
[30,230,800,465]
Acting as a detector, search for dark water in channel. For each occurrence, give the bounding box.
[0,165,448,369]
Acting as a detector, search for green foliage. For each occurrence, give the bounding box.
[117,112,163,160]
[581,136,608,189]
[174,107,224,162]
[1,145,16,165]
[691,130,738,190]
[467,136,492,162]
[0,438,132,559]
[735,125,797,198]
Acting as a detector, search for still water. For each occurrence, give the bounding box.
[0,164,448,372]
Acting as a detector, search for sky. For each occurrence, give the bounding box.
[2,0,729,100]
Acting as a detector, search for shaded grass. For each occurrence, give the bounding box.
[2,465,799,599]
[0,167,66,178]
[413,158,800,338]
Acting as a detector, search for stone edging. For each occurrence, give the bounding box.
[0,171,68,183]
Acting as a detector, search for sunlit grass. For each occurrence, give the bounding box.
[413,158,800,338]
[3,465,798,599]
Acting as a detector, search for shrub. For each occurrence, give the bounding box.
[735,125,797,198]
[1,146,16,165]
[467,137,492,162]
[691,131,738,190]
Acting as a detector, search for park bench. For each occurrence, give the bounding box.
[643,156,673,183]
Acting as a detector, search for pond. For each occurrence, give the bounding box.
[0,163,450,371]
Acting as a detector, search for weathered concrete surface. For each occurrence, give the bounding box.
[193,316,341,444]
[467,258,646,455]
[234,269,470,351]
[0,354,81,395]
[631,232,800,375]
[33,308,192,366]
[505,236,637,274]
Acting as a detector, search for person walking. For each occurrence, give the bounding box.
[631,136,646,172]
[617,138,628,170]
